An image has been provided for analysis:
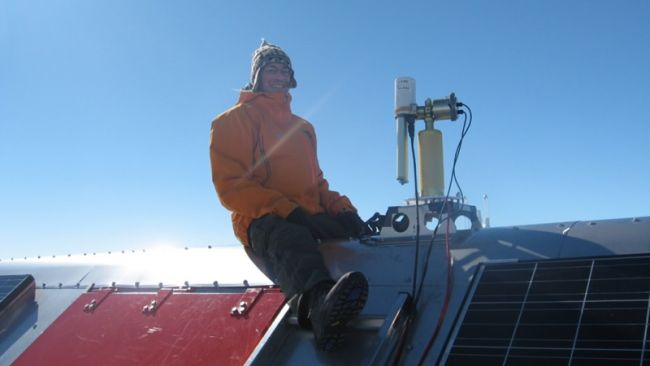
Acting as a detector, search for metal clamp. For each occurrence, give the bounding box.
[230,288,263,316]
[142,300,158,313]
[81,288,114,313]
[141,289,172,315]
[83,299,97,312]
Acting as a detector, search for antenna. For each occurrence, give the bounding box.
[395,77,416,184]
[483,194,491,228]
[394,77,460,198]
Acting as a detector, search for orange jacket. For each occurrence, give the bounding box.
[210,91,356,246]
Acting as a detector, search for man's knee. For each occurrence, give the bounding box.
[248,215,314,254]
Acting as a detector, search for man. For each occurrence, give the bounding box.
[209,40,369,351]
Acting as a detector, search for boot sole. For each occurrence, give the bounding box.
[316,272,369,351]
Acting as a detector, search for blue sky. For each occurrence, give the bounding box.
[1,1,649,260]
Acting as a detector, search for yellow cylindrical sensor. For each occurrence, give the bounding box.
[418,127,444,197]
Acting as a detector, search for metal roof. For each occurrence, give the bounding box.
[1,216,649,365]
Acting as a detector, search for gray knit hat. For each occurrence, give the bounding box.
[243,39,297,91]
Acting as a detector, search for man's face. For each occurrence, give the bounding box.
[259,62,291,93]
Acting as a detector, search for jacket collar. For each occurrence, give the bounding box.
[238,91,292,113]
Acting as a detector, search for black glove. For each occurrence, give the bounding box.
[336,211,372,238]
[286,207,347,240]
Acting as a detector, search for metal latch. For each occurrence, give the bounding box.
[82,288,114,313]
[142,289,173,315]
[230,288,264,316]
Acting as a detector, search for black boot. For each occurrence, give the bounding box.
[309,271,369,351]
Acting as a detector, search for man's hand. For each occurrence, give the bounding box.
[286,207,346,240]
[336,211,372,238]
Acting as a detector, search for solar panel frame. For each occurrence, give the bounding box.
[439,255,650,366]
[0,275,34,311]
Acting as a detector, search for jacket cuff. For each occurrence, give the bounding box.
[328,196,356,216]
[274,200,299,219]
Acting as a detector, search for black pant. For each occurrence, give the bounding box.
[248,214,344,299]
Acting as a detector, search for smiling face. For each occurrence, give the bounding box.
[258,62,292,93]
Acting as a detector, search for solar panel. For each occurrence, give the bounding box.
[0,274,35,333]
[440,255,650,366]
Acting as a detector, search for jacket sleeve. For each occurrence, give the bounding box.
[210,108,297,220]
[307,124,357,215]
[317,171,357,215]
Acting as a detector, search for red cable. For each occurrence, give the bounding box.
[417,202,454,365]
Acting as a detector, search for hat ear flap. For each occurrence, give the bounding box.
[289,69,297,89]
[251,68,263,92]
